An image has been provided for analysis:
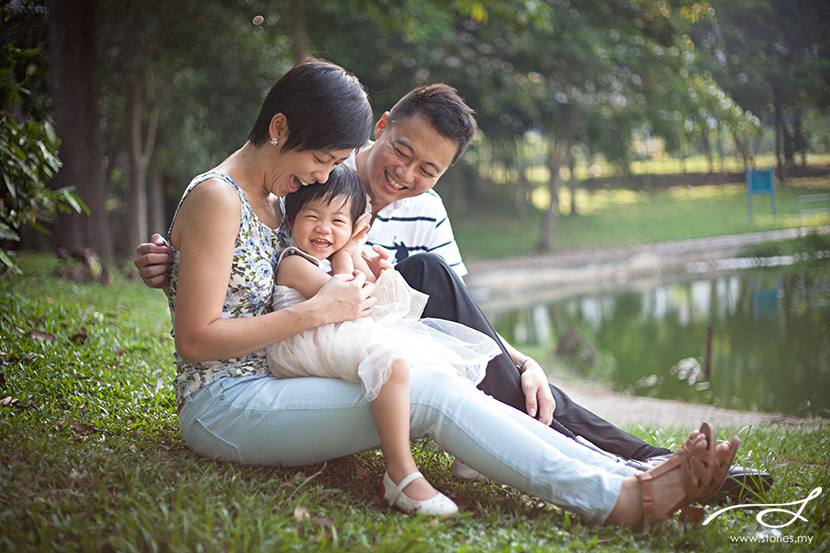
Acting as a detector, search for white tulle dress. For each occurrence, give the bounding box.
[266,247,500,401]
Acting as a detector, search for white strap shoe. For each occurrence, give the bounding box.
[381,471,459,517]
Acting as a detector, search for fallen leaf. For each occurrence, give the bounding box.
[70,327,88,344]
[29,330,57,342]
[353,461,368,478]
[294,506,310,522]
[1,396,18,407]
[311,517,333,527]
[66,420,104,433]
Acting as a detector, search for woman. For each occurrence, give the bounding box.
[168,58,738,524]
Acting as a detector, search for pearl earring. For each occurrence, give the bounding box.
[270,137,279,146]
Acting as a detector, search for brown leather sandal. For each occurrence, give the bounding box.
[636,428,716,523]
[697,422,740,500]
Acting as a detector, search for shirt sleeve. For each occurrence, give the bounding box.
[424,197,467,278]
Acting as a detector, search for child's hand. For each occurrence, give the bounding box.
[341,213,371,259]
[362,245,393,278]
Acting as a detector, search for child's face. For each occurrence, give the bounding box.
[290,197,354,260]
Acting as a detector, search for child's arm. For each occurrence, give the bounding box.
[276,254,335,299]
[331,213,377,282]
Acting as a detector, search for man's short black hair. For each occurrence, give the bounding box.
[387,84,477,165]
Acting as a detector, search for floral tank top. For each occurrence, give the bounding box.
[166,171,290,411]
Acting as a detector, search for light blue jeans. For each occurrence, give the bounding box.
[178,368,639,523]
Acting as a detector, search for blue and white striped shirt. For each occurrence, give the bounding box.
[365,190,467,277]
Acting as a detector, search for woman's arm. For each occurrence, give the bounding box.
[172,180,375,363]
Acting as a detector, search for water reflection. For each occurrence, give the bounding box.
[485,266,830,417]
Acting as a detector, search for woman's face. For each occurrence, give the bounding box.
[289,196,354,260]
[266,147,354,197]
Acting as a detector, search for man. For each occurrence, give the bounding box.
[136,84,768,494]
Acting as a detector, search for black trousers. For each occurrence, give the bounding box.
[395,253,669,462]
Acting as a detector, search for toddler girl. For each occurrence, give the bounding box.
[266,163,499,516]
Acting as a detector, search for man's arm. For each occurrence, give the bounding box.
[134,233,172,288]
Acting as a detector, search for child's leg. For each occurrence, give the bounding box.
[372,358,438,501]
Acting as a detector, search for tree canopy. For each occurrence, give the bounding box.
[4,0,829,258]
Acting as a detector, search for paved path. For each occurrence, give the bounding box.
[464,228,816,297]
[548,375,804,430]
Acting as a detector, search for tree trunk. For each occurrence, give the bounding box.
[568,155,577,215]
[123,74,147,256]
[539,139,561,252]
[538,108,578,252]
[701,126,713,174]
[121,69,161,257]
[774,94,787,181]
[515,138,528,215]
[48,0,112,256]
[289,1,308,63]
[733,130,749,173]
[147,166,166,237]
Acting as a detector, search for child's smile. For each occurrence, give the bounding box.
[290,198,353,261]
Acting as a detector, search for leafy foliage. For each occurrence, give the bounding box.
[0,44,86,273]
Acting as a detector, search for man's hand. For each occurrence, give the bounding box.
[134,233,172,289]
[362,244,394,279]
[520,360,555,425]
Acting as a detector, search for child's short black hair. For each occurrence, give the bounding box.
[284,164,367,227]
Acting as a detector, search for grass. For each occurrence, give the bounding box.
[3,174,830,551]
[2,253,829,551]
[450,175,830,260]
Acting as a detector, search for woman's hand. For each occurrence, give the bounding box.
[134,233,172,288]
[313,269,377,323]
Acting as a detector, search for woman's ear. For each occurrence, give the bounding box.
[373,112,390,140]
[269,113,288,144]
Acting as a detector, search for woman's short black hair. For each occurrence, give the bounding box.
[248,59,372,153]
[387,84,476,165]
[284,164,367,227]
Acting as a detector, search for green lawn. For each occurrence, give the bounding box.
[451,175,830,260]
[1,255,828,552]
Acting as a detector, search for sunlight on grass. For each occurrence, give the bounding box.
[453,174,830,260]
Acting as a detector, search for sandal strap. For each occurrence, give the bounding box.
[681,445,712,501]
[386,471,424,506]
[637,471,656,520]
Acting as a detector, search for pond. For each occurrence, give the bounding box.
[483,263,830,418]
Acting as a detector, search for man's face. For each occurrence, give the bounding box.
[362,114,458,211]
